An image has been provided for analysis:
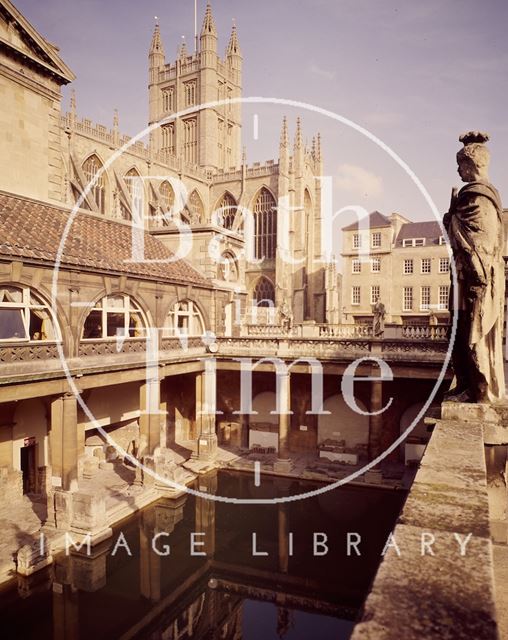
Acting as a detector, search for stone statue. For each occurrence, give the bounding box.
[444,131,505,403]
[372,300,386,337]
[278,301,293,333]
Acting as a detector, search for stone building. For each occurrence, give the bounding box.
[341,211,451,325]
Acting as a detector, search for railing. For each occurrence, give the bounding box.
[401,324,448,340]
[0,342,60,362]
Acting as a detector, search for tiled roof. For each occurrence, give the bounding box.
[0,192,210,286]
[395,220,443,246]
[342,211,391,231]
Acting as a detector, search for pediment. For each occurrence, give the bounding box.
[0,0,74,84]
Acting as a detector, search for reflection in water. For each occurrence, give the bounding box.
[0,471,405,640]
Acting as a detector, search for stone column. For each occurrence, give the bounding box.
[240,413,250,449]
[274,371,293,473]
[368,379,383,461]
[139,378,163,457]
[52,583,79,640]
[278,503,289,574]
[50,393,79,492]
[195,367,218,460]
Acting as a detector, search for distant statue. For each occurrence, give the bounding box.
[444,131,505,403]
[372,300,386,337]
[278,301,293,333]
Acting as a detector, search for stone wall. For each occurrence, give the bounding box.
[351,413,499,639]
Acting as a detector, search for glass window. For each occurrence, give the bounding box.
[403,287,413,311]
[438,285,449,310]
[371,258,381,273]
[216,192,237,230]
[0,286,59,341]
[371,232,381,248]
[253,278,275,307]
[353,234,361,249]
[420,286,431,310]
[352,259,361,273]
[82,154,106,214]
[371,285,380,304]
[352,286,361,305]
[82,295,146,340]
[254,188,277,260]
[439,258,450,273]
[403,259,414,274]
[165,299,206,337]
[421,258,431,274]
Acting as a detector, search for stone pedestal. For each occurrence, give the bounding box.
[70,491,112,546]
[153,449,188,497]
[16,537,53,576]
[196,431,218,461]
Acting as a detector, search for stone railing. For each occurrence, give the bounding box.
[0,342,60,363]
[318,324,373,338]
[401,324,448,340]
[351,407,499,639]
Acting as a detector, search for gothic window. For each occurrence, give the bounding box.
[82,154,106,214]
[82,295,146,340]
[161,123,175,155]
[216,192,237,229]
[184,80,197,107]
[165,300,205,337]
[253,277,275,307]
[160,181,175,212]
[0,286,59,341]
[162,87,174,112]
[253,188,277,260]
[183,118,198,165]
[219,251,239,282]
[122,168,143,221]
[303,189,312,245]
[187,190,204,223]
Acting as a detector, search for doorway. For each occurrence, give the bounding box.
[20,444,36,494]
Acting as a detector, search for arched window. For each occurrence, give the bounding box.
[165,300,205,337]
[160,181,175,212]
[216,192,237,230]
[82,154,106,214]
[82,295,146,340]
[219,251,239,282]
[0,286,59,341]
[187,190,204,224]
[253,277,275,307]
[253,188,277,260]
[122,168,143,221]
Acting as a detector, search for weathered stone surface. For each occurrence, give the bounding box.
[351,524,498,640]
[442,401,508,424]
[399,482,490,538]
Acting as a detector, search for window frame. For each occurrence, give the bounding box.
[0,286,61,343]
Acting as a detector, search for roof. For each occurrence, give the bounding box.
[395,220,442,246]
[342,211,391,231]
[0,192,210,287]
[0,0,75,84]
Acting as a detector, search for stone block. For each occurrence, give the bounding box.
[16,537,52,577]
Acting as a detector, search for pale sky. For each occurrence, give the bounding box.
[16,0,508,230]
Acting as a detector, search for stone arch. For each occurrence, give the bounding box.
[317,393,369,448]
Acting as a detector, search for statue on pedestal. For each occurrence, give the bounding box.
[444,131,505,403]
[372,300,386,337]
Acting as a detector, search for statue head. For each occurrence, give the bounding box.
[456,131,490,183]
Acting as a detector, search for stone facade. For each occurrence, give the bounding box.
[341,211,452,325]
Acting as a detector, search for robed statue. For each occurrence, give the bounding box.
[444,131,505,403]
[372,300,386,337]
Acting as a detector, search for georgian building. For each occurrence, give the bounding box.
[341,211,451,325]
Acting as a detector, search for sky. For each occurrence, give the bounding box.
[15,0,508,231]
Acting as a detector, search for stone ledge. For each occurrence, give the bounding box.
[351,524,498,640]
[351,417,499,639]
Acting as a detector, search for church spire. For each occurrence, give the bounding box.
[201,2,218,38]
[149,22,164,56]
[226,22,242,57]
[294,117,303,149]
[280,116,289,148]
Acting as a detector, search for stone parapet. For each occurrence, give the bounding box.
[351,415,499,640]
